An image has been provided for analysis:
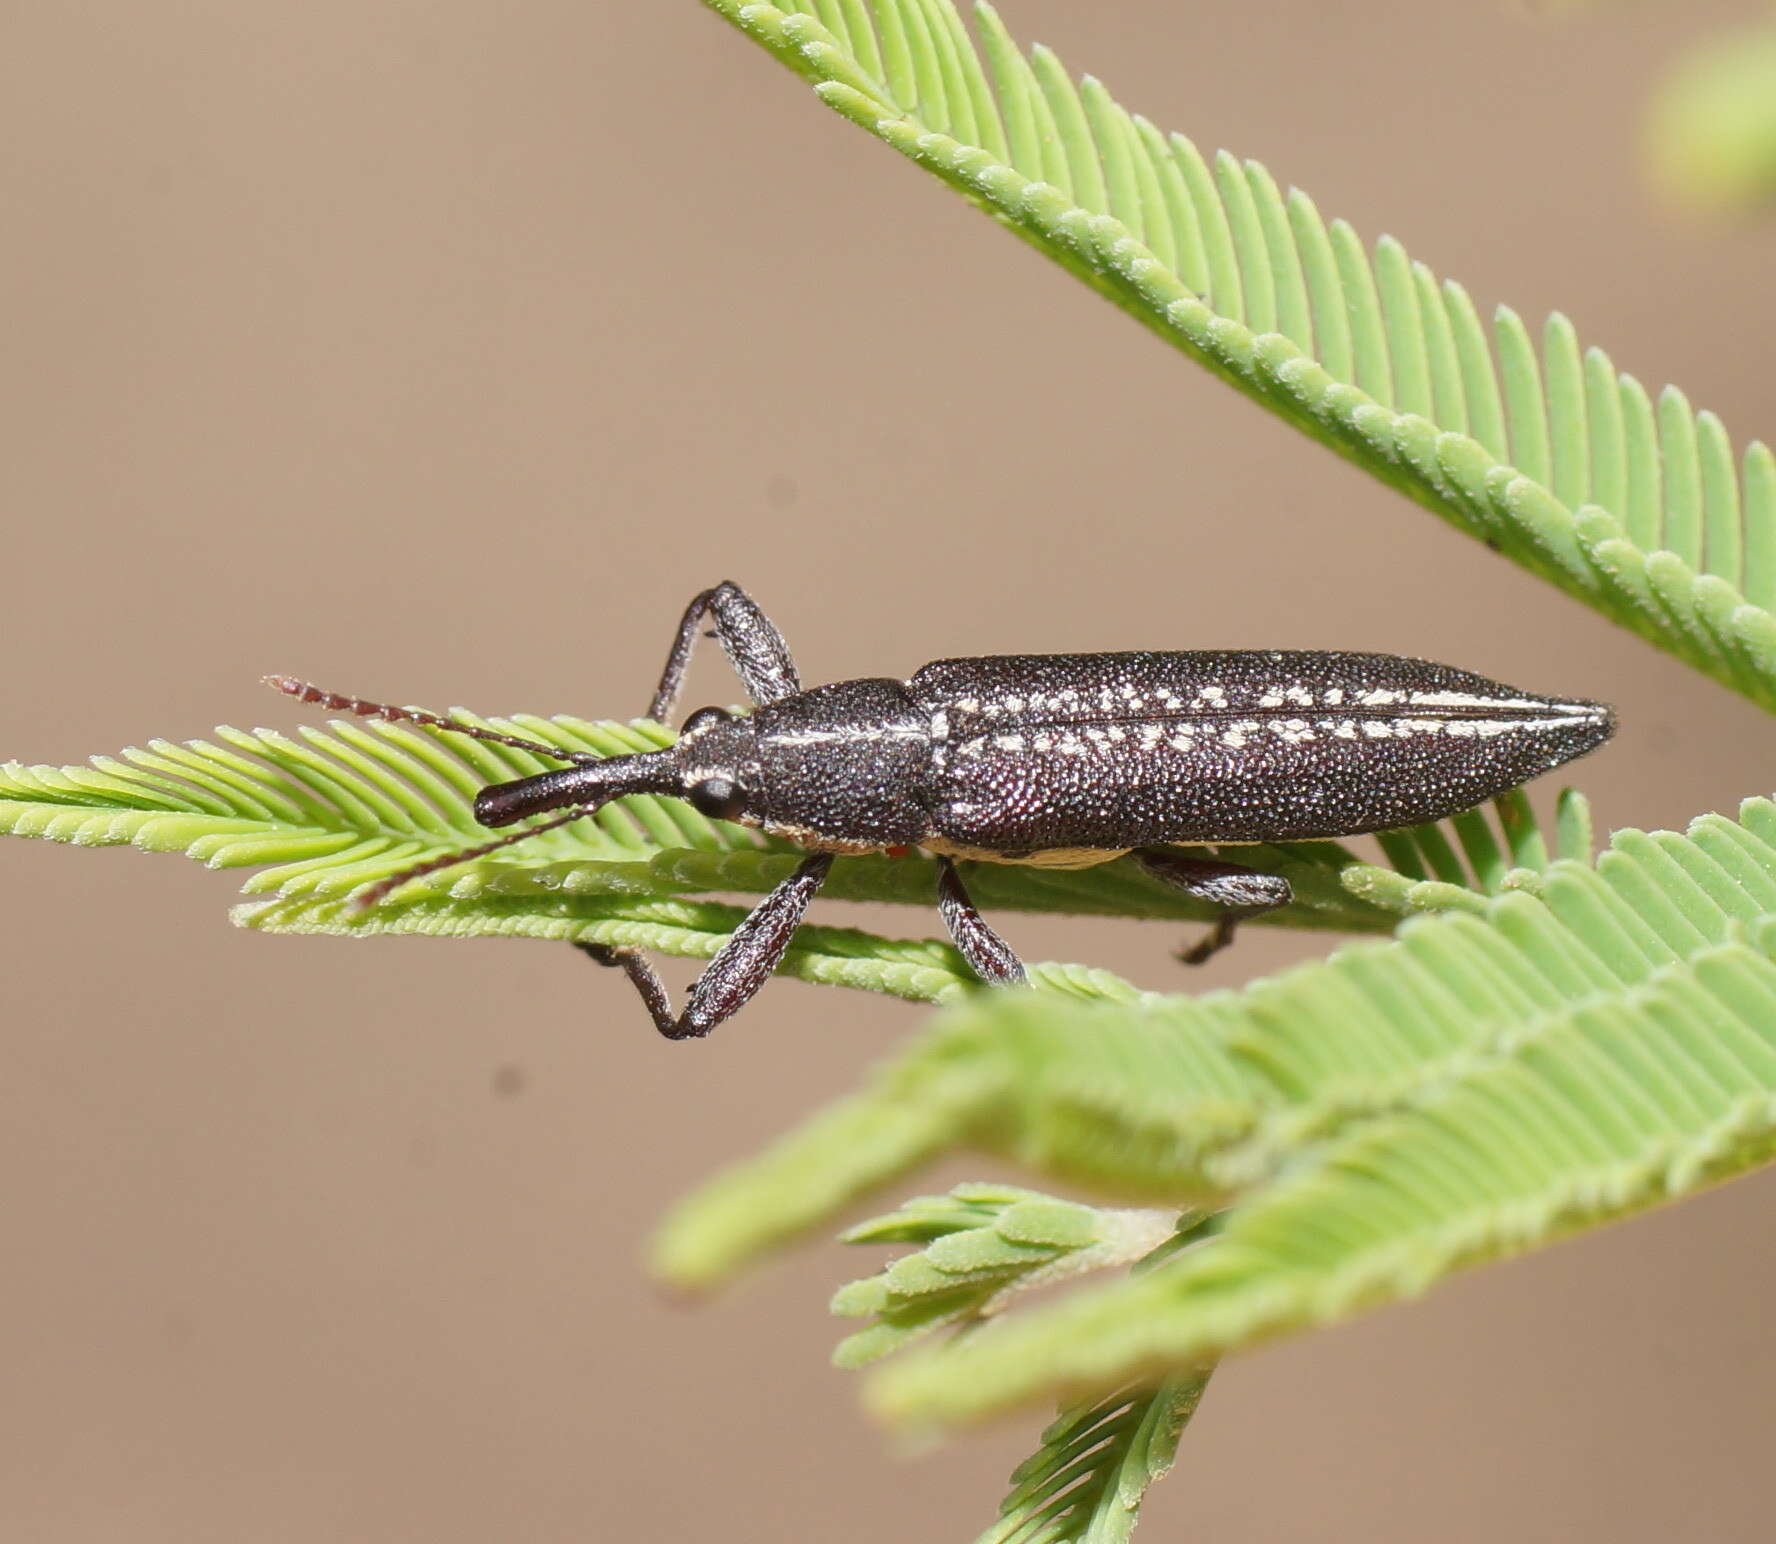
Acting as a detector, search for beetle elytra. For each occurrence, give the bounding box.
[269,581,1614,1039]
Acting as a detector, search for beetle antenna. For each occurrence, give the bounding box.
[349,806,595,913]
[262,675,598,763]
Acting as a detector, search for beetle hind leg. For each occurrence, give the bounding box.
[1133,848,1292,966]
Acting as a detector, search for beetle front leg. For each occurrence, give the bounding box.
[1132,848,1292,966]
[648,580,803,721]
[577,853,835,1039]
[934,857,1027,986]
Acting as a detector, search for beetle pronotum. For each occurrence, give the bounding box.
[270,581,1614,1039]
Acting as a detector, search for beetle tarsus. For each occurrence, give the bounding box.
[577,942,688,1036]
[1177,914,1240,966]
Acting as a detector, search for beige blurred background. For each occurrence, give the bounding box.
[5,3,1776,1540]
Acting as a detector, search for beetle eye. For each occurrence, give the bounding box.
[681,706,731,737]
[687,776,745,821]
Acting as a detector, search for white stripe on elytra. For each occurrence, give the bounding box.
[1405,691,1596,714]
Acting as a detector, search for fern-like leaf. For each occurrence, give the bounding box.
[859,798,1776,1428]
[702,0,1776,707]
[831,1184,1177,1366]
[973,1376,1210,1544]
[836,1185,1203,1542]
[656,794,1776,1428]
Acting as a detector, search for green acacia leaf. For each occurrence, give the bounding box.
[655,796,1776,1429]
[851,798,1776,1429]
[833,1184,1201,1540]
[830,1184,1176,1367]
[973,1374,1211,1544]
[702,0,1776,708]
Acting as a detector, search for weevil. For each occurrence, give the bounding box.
[270,581,1614,1040]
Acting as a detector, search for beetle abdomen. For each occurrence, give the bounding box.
[910,651,1613,850]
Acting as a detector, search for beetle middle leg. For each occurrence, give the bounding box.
[934,857,1027,985]
[1132,848,1291,966]
[576,852,834,1039]
[648,580,803,722]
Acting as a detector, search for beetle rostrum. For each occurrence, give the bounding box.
[269,581,1614,1040]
